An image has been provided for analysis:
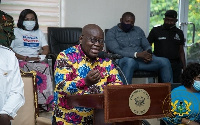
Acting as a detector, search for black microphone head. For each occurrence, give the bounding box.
[98,51,106,59]
[113,54,123,59]
[98,51,122,59]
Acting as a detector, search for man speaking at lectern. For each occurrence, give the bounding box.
[52,24,122,125]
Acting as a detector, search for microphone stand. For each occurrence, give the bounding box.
[112,59,129,85]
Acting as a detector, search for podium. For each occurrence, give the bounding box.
[66,83,171,125]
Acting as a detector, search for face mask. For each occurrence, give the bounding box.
[121,22,133,32]
[193,80,200,91]
[23,21,36,31]
[163,23,175,30]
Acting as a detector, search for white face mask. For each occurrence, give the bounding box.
[23,21,36,31]
[193,80,200,91]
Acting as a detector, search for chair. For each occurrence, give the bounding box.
[12,70,38,125]
[104,29,158,83]
[48,27,82,56]
[132,70,158,83]
[47,27,82,77]
[11,70,51,125]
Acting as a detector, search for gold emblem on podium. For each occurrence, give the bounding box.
[129,89,150,115]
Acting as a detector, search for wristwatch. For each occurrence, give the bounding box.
[134,52,137,58]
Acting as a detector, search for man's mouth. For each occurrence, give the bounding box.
[91,48,99,54]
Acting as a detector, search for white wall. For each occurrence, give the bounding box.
[61,0,150,36]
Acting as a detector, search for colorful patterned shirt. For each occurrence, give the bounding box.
[53,44,122,125]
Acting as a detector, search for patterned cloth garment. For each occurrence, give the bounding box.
[53,44,122,125]
[19,61,53,108]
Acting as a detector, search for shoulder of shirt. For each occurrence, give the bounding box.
[132,26,145,33]
[106,25,119,34]
[14,27,24,33]
[0,45,13,51]
[153,24,162,28]
[36,29,43,32]
[133,26,143,30]
[14,27,20,31]
[36,29,45,35]
[172,85,184,92]
[60,45,77,54]
[0,10,13,20]
[153,24,162,27]
[109,25,118,30]
[174,27,183,32]
[0,45,15,56]
[150,25,162,31]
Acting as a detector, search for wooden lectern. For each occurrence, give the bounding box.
[66,83,171,125]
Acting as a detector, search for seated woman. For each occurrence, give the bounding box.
[10,9,53,111]
[162,63,200,125]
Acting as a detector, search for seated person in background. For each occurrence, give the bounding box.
[105,12,173,85]
[162,63,200,125]
[148,10,186,83]
[0,10,25,125]
[52,24,122,124]
[10,9,53,110]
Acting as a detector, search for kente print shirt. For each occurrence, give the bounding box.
[53,44,122,125]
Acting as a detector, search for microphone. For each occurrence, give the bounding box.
[98,51,122,59]
[98,51,128,85]
[147,49,152,54]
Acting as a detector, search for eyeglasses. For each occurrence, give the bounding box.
[86,37,104,44]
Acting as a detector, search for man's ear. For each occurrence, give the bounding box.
[79,35,83,44]
[120,18,122,23]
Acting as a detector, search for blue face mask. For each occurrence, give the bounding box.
[193,80,200,91]
[121,22,133,32]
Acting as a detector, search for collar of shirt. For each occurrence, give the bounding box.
[77,44,101,64]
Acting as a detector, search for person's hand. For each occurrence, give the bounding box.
[137,51,152,63]
[181,118,200,125]
[85,70,101,86]
[26,57,40,62]
[0,114,11,125]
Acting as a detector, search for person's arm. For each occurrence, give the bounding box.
[54,50,122,96]
[0,52,25,119]
[139,28,152,51]
[12,51,28,61]
[40,45,49,55]
[39,29,49,55]
[179,45,186,70]
[10,49,40,62]
[135,28,152,62]
[54,51,87,95]
[147,27,156,46]
[0,114,12,125]
[136,51,152,63]
[182,118,200,125]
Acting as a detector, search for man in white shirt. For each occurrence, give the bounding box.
[0,45,25,125]
[0,10,25,125]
